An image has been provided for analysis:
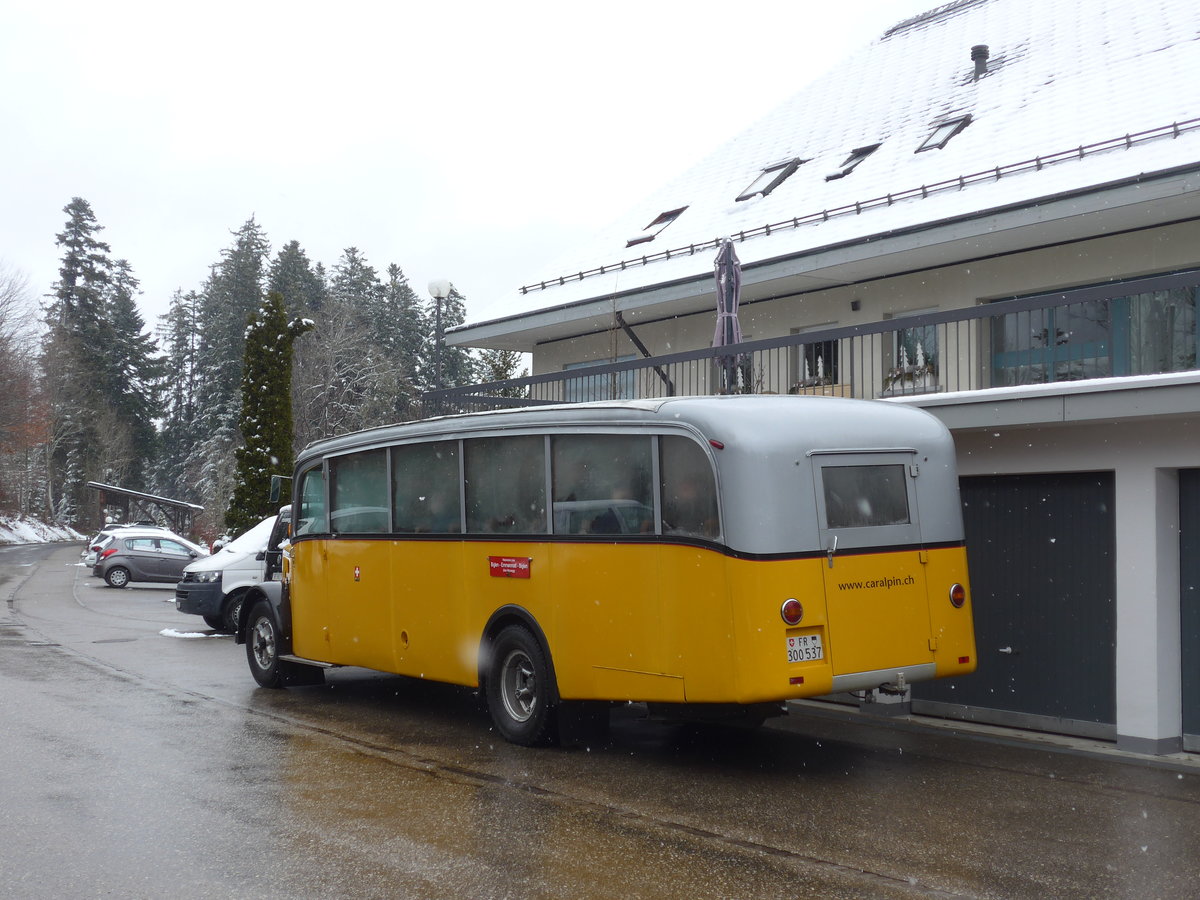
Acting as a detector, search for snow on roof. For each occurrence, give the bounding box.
[463,0,1200,331]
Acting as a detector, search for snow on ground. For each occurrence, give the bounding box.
[159,628,227,640]
[0,515,85,545]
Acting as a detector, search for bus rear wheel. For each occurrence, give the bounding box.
[486,625,557,746]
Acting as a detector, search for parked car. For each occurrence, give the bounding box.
[82,522,171,568]
[93,530,209,588]
[175,507,290,633]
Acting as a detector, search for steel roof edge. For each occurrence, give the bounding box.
[884,371,1200,430]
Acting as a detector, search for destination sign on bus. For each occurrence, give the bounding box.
[489,556,532,579]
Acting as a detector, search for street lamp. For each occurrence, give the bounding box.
[428,279,452,392]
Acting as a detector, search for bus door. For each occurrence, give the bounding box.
[811,451,933,677]
[289,464,331,662]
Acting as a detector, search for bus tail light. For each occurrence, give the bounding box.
[949,583,966,608]
[780,598,803,626]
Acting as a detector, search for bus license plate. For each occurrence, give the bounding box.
[786,634,823,663]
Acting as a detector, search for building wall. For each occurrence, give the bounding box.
[531,219,1200,375]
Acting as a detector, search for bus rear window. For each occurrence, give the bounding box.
[822,464,910,528]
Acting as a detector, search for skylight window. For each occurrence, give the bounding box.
[916,116,971,152]
[825,144,880,181]
[736,158,805,202]
[626,207,688,248]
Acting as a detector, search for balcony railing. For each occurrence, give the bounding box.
[425,270,1199,415]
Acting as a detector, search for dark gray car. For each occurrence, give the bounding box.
[93,532,208,588]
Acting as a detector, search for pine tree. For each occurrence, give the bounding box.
[43,197,117,525]
[194,217,271,428]
[376,264,426,419]
[156,289,202,499]
[187,218,271,533]
[105,259,163,489]
[477,348,529,398]
[226,291,312,535]
[269,240,327,317]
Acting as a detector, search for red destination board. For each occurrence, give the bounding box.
[488,556,532,578]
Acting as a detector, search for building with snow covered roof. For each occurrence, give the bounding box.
[440,0,1200,755]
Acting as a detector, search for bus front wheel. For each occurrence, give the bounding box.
[486,625,557,746]
[246,600,287,688]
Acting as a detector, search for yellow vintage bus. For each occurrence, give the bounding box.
[239,396,976,745]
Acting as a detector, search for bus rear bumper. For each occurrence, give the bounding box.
[831,662,936,694]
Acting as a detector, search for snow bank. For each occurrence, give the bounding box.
[0,516,86,545]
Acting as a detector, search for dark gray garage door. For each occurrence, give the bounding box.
[914,472,1116,739]
[1182,469,1200,750]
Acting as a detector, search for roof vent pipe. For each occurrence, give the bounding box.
[971,44,990,79]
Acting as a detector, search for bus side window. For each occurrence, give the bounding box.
[464,436,548,534]
[330,450,388,533]
[660,435,719,539]
[551,434,654,534]
[294,466,327,537]
[393,441,461,533]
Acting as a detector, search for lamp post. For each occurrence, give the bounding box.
[428,279,452,392]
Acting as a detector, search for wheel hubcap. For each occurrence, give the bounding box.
[500,649,537,722]
[251,619,275,669]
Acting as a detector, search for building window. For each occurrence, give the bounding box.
[991,280,1199,386]
[563,356,637,401]
[916,116,971,152]
[883,309,938,395]
[736,158,805,201]
[789,325,839,390]
[825,144,880,181]
[626,207,688,248]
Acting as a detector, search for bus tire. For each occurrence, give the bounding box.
[486,625,557,746]
[246,599,287,688]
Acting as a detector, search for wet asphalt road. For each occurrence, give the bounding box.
[2,543,1199,899]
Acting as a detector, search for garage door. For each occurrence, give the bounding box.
[913,472,1116,739]
[1182,469,1200,751]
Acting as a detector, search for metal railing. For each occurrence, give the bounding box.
[425,271,1200,415]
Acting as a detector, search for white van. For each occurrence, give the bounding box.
[174,507,290,633]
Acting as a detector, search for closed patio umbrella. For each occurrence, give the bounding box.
[712,237,745,393]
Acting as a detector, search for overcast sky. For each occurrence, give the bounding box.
[2,0,934,329]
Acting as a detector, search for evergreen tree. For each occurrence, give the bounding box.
[42,198,117,525]
[156,289,201,499]
[105,259,164,489]
[376,264,425,419]
[269,240,327,317]
[186,218,270,533]
[477,348,529,398]
[194,217,270,427]
[226,291,311,535]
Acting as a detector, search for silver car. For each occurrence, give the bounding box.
[93,531,209,588]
